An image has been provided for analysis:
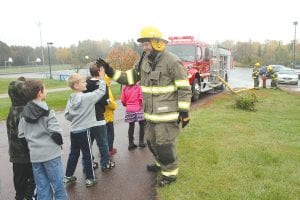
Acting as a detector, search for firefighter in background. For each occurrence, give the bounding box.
[267,65,278,88]
[252,62,260,89]
[97,26,192,187]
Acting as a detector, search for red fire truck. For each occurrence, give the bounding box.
[166,36,233,101]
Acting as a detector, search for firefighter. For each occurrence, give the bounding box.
[97,26,192,187]
[267,65,278,88]
[252,62,260,89]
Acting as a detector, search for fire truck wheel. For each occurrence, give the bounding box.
[191,78,200,102]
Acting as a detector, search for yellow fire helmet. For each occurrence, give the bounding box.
[137,26,168,51]
[267,65,273,72]
[255,62,260,67]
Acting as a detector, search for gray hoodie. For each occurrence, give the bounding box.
[64,79,106,132]
[18,100,62,163]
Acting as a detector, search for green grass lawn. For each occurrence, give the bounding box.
[0,78,69,93]
[158,89,300,200]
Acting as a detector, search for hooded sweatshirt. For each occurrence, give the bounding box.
[7,80,31,163]
[84,78,108,123]
[64,79,106,131]
[121,84,143,112]
[18,100,62,163]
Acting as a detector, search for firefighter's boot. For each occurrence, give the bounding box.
[158,175,177,187]
[147,164,161,172]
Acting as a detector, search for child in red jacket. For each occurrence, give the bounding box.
[121,83,146,150]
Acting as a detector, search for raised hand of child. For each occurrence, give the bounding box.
[99,66,105,80]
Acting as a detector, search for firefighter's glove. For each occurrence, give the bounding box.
[96,57,114,77]
[178,111,190,128]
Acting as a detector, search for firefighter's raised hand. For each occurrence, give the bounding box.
[178,111,190,128]
[96,57,109,68]
[96,57,114,77]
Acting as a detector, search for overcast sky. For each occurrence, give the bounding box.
[0,0,299,47]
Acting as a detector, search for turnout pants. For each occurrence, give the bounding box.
[145,121,180,177]
[254,78,259,88]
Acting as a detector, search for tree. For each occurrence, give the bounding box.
[56,48,72,64]
[107,45,139,71]
[10,46,35,66]
[0,41,11,66]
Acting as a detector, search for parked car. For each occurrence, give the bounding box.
[277,69,299,85]
[259,65,288,76]
[293,65,300,79]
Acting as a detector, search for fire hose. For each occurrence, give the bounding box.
[215,75,253,94]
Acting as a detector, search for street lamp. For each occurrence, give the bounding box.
[47,42,53,79]
[293,21,298,68]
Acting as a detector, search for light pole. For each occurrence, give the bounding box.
[47,42,53,79]
[36,21,45,65]
[293,21,298,67]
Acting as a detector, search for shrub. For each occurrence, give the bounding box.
[235,92,258,111]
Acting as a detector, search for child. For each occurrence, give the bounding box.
[84,63,115,172]
[7,77,36,200]
[104,75,118,156]
[121,82,146,150]
[18,79,67,200]
[64,68,106,187]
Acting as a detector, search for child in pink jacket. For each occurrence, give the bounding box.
[121,83,146,150]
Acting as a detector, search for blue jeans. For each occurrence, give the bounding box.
[65,129,95,179]
[32,156,67,200]
[106,122,115,151]
[90,125,110,167]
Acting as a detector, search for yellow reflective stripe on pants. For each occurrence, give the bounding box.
[141,85,177,94]
[144,112,179,122]
[161,168,179,176]
[112,70,122,81]
[155,161,160,167]
[178,101,191,110]
[175,80,190,87]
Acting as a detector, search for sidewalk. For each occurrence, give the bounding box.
[0,100,156,200]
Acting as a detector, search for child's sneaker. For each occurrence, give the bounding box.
[85,178,97,187]
[63,175,77,184]
[128,143,137,150]
[138,142,146,148]
[92,161,99,169]
[101,160,115,172]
